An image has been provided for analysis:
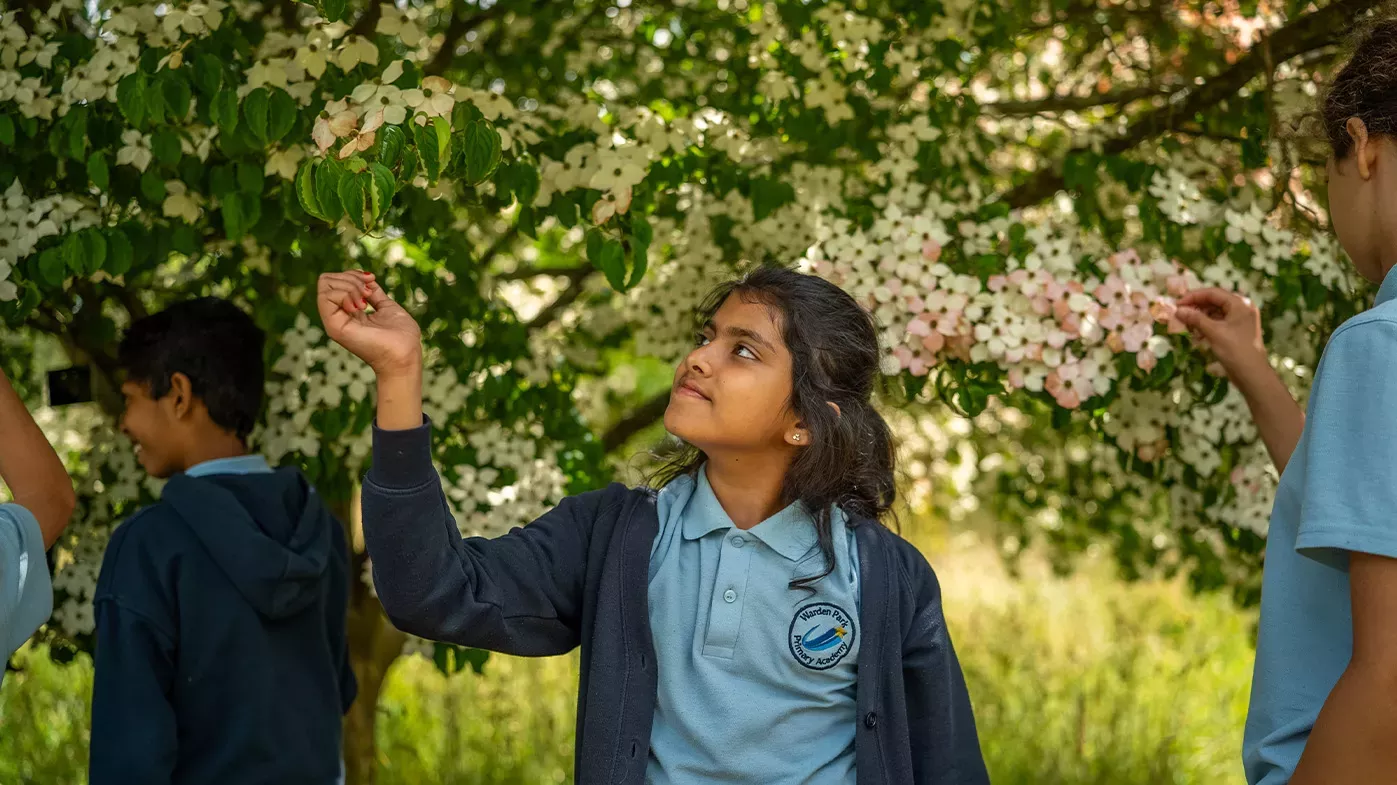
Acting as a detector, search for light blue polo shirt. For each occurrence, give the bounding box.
[646,467,861,785]
[184,454,274,478]
[0,503,52,688]
[1244,267,1397,785]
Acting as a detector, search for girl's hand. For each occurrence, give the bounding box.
[1175,287,1269,385]
[317,271,422,377]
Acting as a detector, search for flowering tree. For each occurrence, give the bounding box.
[0,0,1380,778]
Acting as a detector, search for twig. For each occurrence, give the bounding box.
[424,0,546,76]
[984,86,1167,116]
[601,390,670,452]
[1001,0,1383,209]
[496,262,587,281]
[524,267,594,333]
[346,1,382,38]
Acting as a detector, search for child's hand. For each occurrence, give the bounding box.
[1175,287,1269,385]
[317,271,422,377]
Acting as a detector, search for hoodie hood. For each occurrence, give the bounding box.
[161,467,335,619]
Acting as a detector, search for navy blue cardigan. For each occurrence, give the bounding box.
[362,422,989,784]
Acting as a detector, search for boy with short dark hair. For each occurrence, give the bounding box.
[90,297,356,785]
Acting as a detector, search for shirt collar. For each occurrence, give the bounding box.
[1378,265,1397,306]
[184,454,273,478]
[681,465,821,562]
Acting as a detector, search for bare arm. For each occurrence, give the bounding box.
[0,369,76,548]
[1176,288,1304,473]
[316,271,424,431]
[1289,552,1397,784]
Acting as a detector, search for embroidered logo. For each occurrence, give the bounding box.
[789,602,856,670]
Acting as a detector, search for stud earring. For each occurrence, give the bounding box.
[792,434,802,442]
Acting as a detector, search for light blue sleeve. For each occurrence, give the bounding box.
[0,502,54,659]
[1295,319,1397,568]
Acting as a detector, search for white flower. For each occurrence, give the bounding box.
[162,181,201,223]
[588,153,646,191]
[335,35,380,71]
[351,83,409,125]
[377,6,425,47]
[116,129,153,172]
[402,76,454,117]
[296,31,332,78]
[265,147,304,180]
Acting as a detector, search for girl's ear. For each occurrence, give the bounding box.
[785,402,841,446]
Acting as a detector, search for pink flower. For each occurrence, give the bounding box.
[909,356,928,376]
[908,319,932,337]
[922,240,942,261]
[988,275,1007,292]
[1166,274,1191,297]
[1230,466,1247,485]
[920,332,945,352]
[1094,275,1128,307]
[1106,332,1124,353]
[1043,280,1067,300]
[907,296,925,313]
[1099,306,1125,331]
[1110,249,1142,269]
[1023,342,1043,361]
[1030,296,1052,316]
[1121,322,1153,353]
[1007,368,1024,389]
[894,346,914,367]
[1008,269,1029,286]
[1137,443,1160,462]
[1136,349,1157,372]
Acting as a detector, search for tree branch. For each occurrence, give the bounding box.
[601,390,670,452]
[1001,0,1381,209]
[346,1,382,38]
[524,266,594,333]
[983,86,1167,116]
[476,225,520,272]
[425,0,528,76]
[496,262,587,281]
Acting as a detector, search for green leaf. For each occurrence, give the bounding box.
[236,162,263,195]
[61,233,83,273]
[87,152,109,191]
[107,229,133,276]
[209,164,237,198]
[37,249,65,287]
[339,173,368,230]
[321,0,347,23]
[295,159,326,220]
[82,229,108,274]
[413,122,442,182]
[343,157,367,174]
[144,77,167,125]
[140,169,167,203]
[432,643,489,677]
[376,125,405,168]
[368,163,396,220]
[452,102,484,131]
[222,195,247,241]
[211,89,239,134]
[433,115,452,163]
[67,109,87,160]
[513,162,539,206]
[462,121,502,184]
[749,177,794,222]
[152,129,182,166]
[315,157,346,222]
[267,88,296,143]
[627,217,652,289]
[242,88,271,144]
[0,115,13,146]
[193,54,222,95]
[516,205,537,239]
[597,239,626,291]
[162,74,192,122]
[116,73,147,126]
[585,229,603,265]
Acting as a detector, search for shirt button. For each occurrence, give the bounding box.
[723,589,737,603]
[730,536,745,548]
[864,711,878,729]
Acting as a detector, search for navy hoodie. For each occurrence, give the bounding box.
[90,467,356,785]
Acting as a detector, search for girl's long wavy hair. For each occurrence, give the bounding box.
[649,265,897,592]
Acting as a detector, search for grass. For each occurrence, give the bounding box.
[1,531,1254,785]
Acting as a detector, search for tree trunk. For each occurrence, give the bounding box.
[334,489,408,785]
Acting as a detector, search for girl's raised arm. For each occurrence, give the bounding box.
[318,271,603,655]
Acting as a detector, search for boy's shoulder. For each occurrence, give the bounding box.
[1332,297,1397,343]
[97,502,188,582]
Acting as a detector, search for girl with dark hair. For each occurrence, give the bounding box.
[1177,19,1397,785]
[318,265,988,784]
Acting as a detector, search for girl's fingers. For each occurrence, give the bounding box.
[365,284,397,310]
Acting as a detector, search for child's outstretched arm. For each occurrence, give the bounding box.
[1176,288,1304,472]
[0,368,76,548]
[318,272,604,656]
